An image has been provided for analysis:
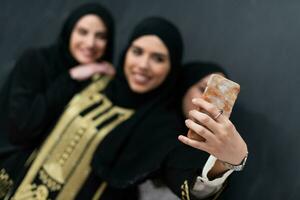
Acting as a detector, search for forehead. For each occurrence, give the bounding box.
[75,14,106,30]
[132,35,169,55]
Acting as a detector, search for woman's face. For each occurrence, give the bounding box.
[124,35,171,93]
[182,73,224,117]
[69,14,107,64]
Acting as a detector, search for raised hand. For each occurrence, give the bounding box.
[69,61,115,81]
[178,98,248,166]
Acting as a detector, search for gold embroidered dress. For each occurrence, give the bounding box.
[11,76,133,200]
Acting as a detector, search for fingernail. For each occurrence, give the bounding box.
[178,135,184,140]
[185,119,190,126]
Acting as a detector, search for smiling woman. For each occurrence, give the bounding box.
[69,14,108,64]
[124,35,171,93]
[2,16,185,200]
[0,3,115,199]
[7,3,115,145]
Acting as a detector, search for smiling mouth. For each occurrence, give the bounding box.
[132,73,151,84]
[80,48,96,58]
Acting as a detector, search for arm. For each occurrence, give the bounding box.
[8,51,116,146]
[178,98,248,187]
[8,50,81,145]
[69,61,115,81]
[161,143,229,200]
[190,155,232,199]
[162,158,228,200]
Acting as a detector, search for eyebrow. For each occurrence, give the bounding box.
[76,26,107,34]
[131,44,169,58]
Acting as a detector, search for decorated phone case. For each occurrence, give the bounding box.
[187,74,240,140]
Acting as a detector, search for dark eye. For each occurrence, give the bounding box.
[152,54,165,63]
[77,28,88,36]
[131,46,142,56]
[95,32,107,40]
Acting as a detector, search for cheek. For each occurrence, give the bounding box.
[95,40,107,50]
[69,36,78,56]
[124,51,138,71]
[124,54,132,79]
[184,89,202,111]
[153,65,170,82]
[70,32,81,44]
[182,92,194,116]
[69,34,82,52]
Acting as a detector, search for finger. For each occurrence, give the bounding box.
[178,135,210,152]
[95,63,115,75]
[188,110,220,134]
[93,66,113,76]
[187,129,206,142]
[192,98,226,123]
[185,119,215,142]
[107,66,116,75]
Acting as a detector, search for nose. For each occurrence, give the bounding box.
[138,55,150,70]
[86,35,95,48]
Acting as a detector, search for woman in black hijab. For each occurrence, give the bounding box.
[181,62,228,118]
[7,16,185,200]
[8,3,115,146]
[0,3,115,199]
[139,62,229,199]
[75,20,240,200]
[177,61,248,199]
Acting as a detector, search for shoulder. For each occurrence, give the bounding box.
[14,47,51,73]
[18,47,44,60]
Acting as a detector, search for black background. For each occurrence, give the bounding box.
[1,0,299,199]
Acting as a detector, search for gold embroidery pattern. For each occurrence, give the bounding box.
[12,76,134,200]
[39,169,61,192]
[92,182,107,200]
[11,184,49,200]
[181,180,190,200]
[0,169,13,198]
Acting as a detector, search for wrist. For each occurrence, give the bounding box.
[221,152,248,171]
[229,143,248,165]
[69,68,76,80]
[207,159,229,180]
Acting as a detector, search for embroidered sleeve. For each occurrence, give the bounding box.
[190,155,233,199]
[0,168,14,198]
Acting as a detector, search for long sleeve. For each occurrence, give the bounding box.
[8,50,80,146]
[162,146,229,200]
[190,155,233,199]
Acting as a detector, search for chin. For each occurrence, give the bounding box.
[77,57,94,64]
[131,87,147,94]
[129,83,148,94]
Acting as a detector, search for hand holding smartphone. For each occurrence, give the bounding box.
[187,74,240,141]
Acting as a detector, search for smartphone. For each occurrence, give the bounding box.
[187,74,240,141]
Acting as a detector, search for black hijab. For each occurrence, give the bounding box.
[92,17,184,188]
[165,61,229,170]
[106,17,183,108]
[52,2,114,70]
[3,3,115,146]
[181,61,228,94]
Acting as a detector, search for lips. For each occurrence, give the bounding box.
[79,48,95,58]
[131,72,151,85]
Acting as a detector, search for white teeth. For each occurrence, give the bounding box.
[133,73,150,83]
